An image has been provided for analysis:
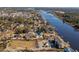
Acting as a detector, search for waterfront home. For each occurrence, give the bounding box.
[38,40,51,48]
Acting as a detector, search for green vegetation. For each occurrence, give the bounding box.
[15,17,25,23]
[15,26,26,34]
[55,12,79,29]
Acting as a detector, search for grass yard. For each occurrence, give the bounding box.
[8,40,36,49]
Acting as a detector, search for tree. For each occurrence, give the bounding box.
[15,17,25,23]
[15,26,27,34]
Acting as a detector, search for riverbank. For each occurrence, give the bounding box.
[39,10,79,51]
[54,11,79,31]
[39,10,76,51]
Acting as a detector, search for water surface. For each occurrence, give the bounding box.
[40,10,79,50]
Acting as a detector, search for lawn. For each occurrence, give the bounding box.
[8,40,36,50]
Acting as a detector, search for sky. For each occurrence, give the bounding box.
[0,0,79,7]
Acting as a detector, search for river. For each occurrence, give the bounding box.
[40,10,79,50]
